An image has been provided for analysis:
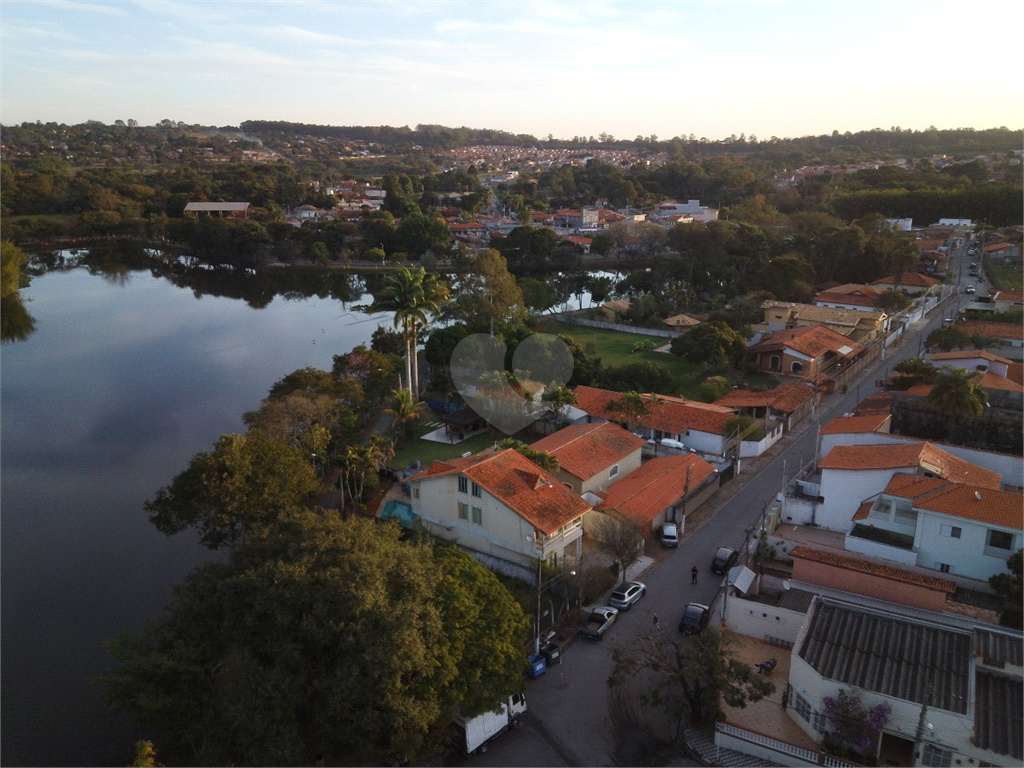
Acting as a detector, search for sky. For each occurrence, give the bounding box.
[1,0,1022,142]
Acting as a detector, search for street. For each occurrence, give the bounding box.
[511,245,975,766]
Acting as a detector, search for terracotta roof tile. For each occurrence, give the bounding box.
[961,321,1024,341]
[791,546,957,593]
[928,350,1014,365]
[572,386,735,435]
[872,272,940,288]
[820,413,892,435]
[415,449,591,534]
[819,442,1002,488]
[880,475,1023,529]
[597,454,717,527]
[751,325,863,359]
[714,382,817,414]
[530,422,645,480]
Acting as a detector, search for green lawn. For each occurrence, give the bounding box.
[537,318,698,376]
[389,419,536,471]
[990,260,1024,292]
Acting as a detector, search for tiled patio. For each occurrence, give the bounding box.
[719,632,820,753]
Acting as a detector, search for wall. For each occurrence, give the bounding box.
[579,448,643,496]
[722,593,808,645]
[818,468,898,531]
[915,512,1020,582]
[791,558,948,612]
[843,533,919,566]
[740,422,784,458]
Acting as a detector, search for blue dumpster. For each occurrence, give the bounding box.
[527,653,547,678]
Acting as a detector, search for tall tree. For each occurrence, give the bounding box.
[609,626,774,741]
[926,367,987,417]
[145,432,319,550]
[386,387,427,438]
[442,249,526,335]
[101,514,529,766]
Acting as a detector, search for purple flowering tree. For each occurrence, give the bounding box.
[822,689,891,757]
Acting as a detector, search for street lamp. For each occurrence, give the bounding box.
[535,568,576,655]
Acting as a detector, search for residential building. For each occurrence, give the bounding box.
[183,201,250,218]
[813,283,885,311]
[759,300,889,341]
[846,475,1023,582]
[410,448,591,579]
[594,453,718,535]
[926,350,1013,378]
[714,381,820,433]
[811,442,1002,531]
[529,422,645,495]
[871,271,942,296]
[748,325,866,384]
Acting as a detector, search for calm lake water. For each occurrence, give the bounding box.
[1,262,392,766]
[0,255,612,766]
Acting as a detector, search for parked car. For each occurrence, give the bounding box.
[678,602,711,635]
[659,438,685,450]
[661,522,680,548]
[711,546,739,575]
[609,581,646,610]
[580,606,618,640]
[966,285,976,294]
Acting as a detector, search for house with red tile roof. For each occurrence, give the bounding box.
[871,271,941,296]
[570,386,738,456]
[991,288,1024,314]
[961,320,1024,348]
[813,283,884,311]
[410,448,591,577]
[596,454,718,535]
[529,422,645,495]
[714,381,820,433]
[846,474,1023,582]
[749,325,864,381]
[759,300,889,341]
[812,441,1002,532]
[927,349,1014,378]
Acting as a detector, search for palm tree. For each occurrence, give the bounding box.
[376,267,449,401]
[927,367,987,417]
[386,387,427,438]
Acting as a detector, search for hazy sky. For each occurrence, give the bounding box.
[2,0,1021,141]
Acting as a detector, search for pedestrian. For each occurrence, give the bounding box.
[691,566,698,585]
[653,613,659,628]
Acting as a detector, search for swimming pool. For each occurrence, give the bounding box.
[378,500,418,529]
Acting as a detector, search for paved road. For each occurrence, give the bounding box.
[520,265,972,766]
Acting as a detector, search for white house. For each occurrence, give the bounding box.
[787,597,1022,767]
[410,448,591,579]
[812,442,1002,531]
[846,475,1023,582]
[926,350,1013,378]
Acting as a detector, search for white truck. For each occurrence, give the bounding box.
[453,692,527,754]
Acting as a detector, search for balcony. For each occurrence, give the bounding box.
[845,524,917,566]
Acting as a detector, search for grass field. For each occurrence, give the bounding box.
[990,259,1024,292]
[389,419,536,471]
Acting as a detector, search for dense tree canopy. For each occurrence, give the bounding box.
[101,514,529,766]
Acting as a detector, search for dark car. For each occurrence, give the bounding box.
[711,546,738,575]
[678,602,710,635]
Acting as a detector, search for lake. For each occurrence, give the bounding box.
[0,259,394,766]
[0,253,614,766]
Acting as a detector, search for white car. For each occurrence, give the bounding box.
[966,285,976,294]
[659,438,685,450]
[661,522,680,547]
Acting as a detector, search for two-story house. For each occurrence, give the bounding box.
[846,475,1023,582]
[759,300,889,342]
[410,448,591,579]
[812,442,1002,531]
[749,325,865,382]
[529,422,645,496]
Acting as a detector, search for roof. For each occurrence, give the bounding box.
[751,324,863,360]
[928,349,1014,365]
[814,284,883,308]
[993,289,1024,304]
[979,371,1024,393]
[819,413,892,435]
[761,300,886,328]
[572,386,736,436]
[854,391,895,415]
[530,422,646,480]
[601,299,631,313]
[777,588,815,613]
[881,475,1023,530]
[975,670,1023,759]
[184,201,250,212]
[714,382,817,414]
[597,454,717,527]
[791,546,958,594]
[663,313,701,328]
[872,272,941,288]
[961,320,1024,341]
[973,627,1024,666]
[818,442,1002,489]
[798,599,970,713]
[415,449,591,534]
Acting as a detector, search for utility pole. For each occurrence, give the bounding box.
[913,680,934,764]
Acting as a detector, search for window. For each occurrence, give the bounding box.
[812,710,829,734]
[794,693,812,723]
[471,482,481,498]
[790,361,803,374]
[921,743,953,767]
[458,502,468,520]
[412,486,419,500]
[471,506,482,525]
[987,529,1014,551]
[458,476,468,494]
[938,563,953,574]
[939,524,962,539]
[769,355,781,372]
[609,464,619,478]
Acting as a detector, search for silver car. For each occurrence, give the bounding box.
[609,580,646,610]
